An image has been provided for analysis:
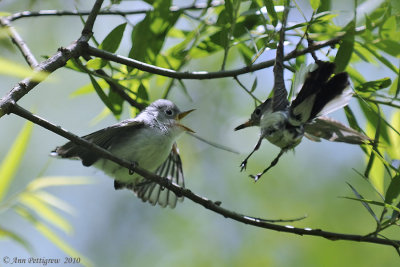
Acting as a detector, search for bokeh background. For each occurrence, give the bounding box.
[1,0,399,266]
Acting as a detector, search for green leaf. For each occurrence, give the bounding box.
[99,23,127,53]
[0,58,47,81]
[334,20,355,73]
[387,110,400,159]
[0,121,33,202]
[0,226,32,252]
[15,206,93,267]
[363,44,398,74]
[26,176,94,191]
[263,0,278,26]
[88,75,122,118]
[137,82,149,101]
[129,0,181,65]
[310,0,320,10]
[342,197,400,213]
[385,175,400,205]
[346,182,379,223]
[18,192,72,234]
[356,78,391,92]
[86,58,104,70]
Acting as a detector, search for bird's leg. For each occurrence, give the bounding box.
[128,161,138,175]
[250,149,285,182]
[240,136,263,171]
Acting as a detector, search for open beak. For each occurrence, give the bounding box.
[176,109,195,133]
[234,119,255,131]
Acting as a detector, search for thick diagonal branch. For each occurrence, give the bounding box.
[7,104,400,250]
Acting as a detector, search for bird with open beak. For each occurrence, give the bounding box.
[52,99,195,208]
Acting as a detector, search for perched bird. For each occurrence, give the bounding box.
[235,61,369,181]
[52,99,194,208]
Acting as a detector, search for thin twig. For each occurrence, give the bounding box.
[233,76,262,103]
[0,0,105,118]
[6,1,224,22]
[0,17,38,67]
[6,103,400,249]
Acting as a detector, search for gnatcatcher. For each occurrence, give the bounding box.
[52,99,194,208]
[235,61,369,181]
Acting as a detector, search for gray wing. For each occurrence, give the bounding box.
[304,117,370,144]
[51,119,144,166]
[131,143,185,208]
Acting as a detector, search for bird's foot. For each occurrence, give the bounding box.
[128,161,138,175]
[240,160,248,172]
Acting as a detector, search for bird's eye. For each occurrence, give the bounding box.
[165,109,173,116]
[255,108,261,116]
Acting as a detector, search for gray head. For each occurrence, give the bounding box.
[234,99,272,130]
[140,99,195,132]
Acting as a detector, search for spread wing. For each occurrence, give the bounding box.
[304,117,370,144]
[51,119,144,166]
[130,143,185,208]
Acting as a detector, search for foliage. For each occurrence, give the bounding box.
[1,0,400,265]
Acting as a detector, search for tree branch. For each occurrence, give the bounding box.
[0,0,105,118]
[6,1,224,22]
[85,36,342,80]
[0,17,38,68]
[6,103,400,250]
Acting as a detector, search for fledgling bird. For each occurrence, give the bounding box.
[235,61,369,181]
[51,99,194,208]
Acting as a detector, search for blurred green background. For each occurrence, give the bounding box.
[0,0,399,266]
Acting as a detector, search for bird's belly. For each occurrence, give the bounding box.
[94,130,174,184]
[261,111,304,149]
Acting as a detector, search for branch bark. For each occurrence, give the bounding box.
[85,36,342,80]
[6,103,400,250]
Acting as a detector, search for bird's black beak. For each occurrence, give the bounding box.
[234,119,256,131]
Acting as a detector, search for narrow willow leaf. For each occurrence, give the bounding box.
[0,226,32,252]
[356,78,391,92]
[342,196,400,213]
[263,0,278,26]
[334,20,355,73]
[15,206,93,267]
[0,58,47,81]
[0,122,33,202]
[18,192,72,234]
[88,75,120,117]
[387,110,400,160]
[346,182,379,223]
[33,191,76,215]
[385,175,400,205]
[27,176,94,191]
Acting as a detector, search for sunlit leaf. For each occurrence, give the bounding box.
[26,176,94,191]
[0,226,32,252]
[0,58,47,81]
[33,190,75,215]
[342,196,400,213]
[86,58,104,70]
[15,206,93,267]
[310,0,320,10]
[90,107,112,126]
[18,192,72,234]
[0,121,33,202]
[387,110,400,159]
